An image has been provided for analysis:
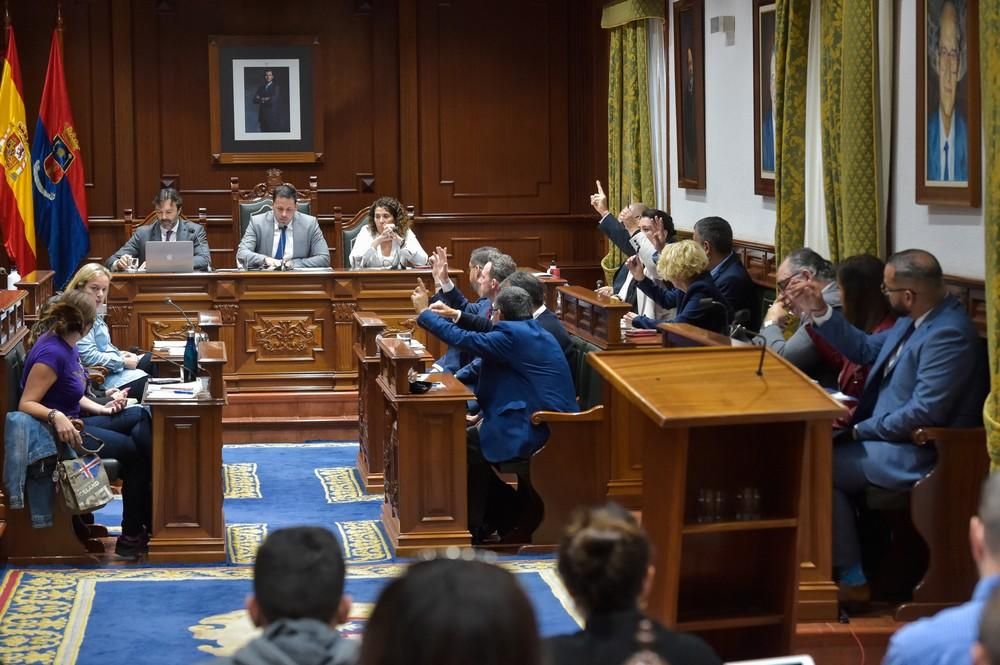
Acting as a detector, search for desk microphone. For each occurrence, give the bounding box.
[165,298,196,332]
[728,321,769,377]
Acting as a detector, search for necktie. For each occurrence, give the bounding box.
[943,141,950,180]
[165,229,172,242]
[884,323,915,376]
[275,226,287,260]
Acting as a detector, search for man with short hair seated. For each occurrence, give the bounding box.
[236,184,330,270]
[108,188,211,272]
[428,245,497,374]
[786,248,984,605]
[412,283,578,543]
[884,474,1000,665]
[692,216,759,330]
[213,526,357,664]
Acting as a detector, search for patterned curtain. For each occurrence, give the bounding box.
[602,2,660,285]
[982,1,1000,470]
[820,0,883,263]
[773,0,811,263]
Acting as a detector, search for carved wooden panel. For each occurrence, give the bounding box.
[246,312,323,361]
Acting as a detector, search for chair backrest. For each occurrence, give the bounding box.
[122,208,206,240]
[334,207,371,268]
[231,168,318,239]
[568,335,603,410]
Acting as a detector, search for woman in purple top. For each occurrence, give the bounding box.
[19,291,152,559]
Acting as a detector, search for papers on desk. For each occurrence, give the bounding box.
[153,340,186,357]
[146,381,202,400]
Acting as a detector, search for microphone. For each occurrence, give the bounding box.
[129,346,209,376]
[165,298,197,332]
[727,322,769,377]
[696,298,731,336]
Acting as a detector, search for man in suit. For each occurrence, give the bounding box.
[107,188,211,271]
[236,184,330,269]
[787,249,984,604]
[692,216,760,330]
[762,247,842,389]
[428,245,497,374]
[926,0,968,182]
[253,69,282,133]
[413,283,577,542]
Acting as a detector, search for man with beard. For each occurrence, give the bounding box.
[786,249,984,607]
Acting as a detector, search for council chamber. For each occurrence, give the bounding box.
[0,1,998,664]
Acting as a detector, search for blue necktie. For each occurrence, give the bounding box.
[943,141,949,180]
[275,226,287,260]
[165,229,172,242]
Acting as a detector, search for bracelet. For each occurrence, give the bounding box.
[47,409,61,424]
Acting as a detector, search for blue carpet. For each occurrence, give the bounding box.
[0,443,580,664]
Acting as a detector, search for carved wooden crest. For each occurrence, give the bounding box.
[251,318,317,353]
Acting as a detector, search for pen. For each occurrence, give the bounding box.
[167,389,195,395]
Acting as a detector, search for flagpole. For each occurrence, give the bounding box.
[56,0,63,48]
[3,2,9,50]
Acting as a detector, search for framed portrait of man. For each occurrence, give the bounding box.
[753,1,777,197]
[916,0,980,207]
[208,35,323,164]
[673,0,706,190]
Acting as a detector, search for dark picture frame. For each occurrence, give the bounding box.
[208,35,323,164]
[753,0,777,197]
[915,0,980,207]
[672,0,706,189]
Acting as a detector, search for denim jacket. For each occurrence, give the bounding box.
[4,412,59,527]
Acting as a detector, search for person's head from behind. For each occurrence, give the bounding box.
[970,474,1000,579]
[973,586,1000,665]
[272,184,298,227]
[66,263,113,308]
[837,254,890,332]
[467,245,498,285]
[656,239,709,291]
[500,271,545,310]
[692,216,734,262]
[360,558,540,665]
[477,252,517,301]
[49,290,97,340]
[777,247,836,296]
[558,503,652,619]
[884,249,945,318]
[152,188,183,229]
[248,526,350,628]
[494,286,534,322]
[368,196,409,236]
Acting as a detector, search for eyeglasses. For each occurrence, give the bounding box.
[776,270,805,292]
[938,47,960,73]
[880,283,916,296]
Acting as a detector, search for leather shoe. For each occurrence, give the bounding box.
[837,582,871,611]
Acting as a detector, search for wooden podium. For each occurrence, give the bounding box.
[353,312,388,492]
[588,346,844,660]
[377,337,473,555]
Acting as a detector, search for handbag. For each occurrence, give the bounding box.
[54,420,115,514]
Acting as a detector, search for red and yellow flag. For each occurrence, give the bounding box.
[0,27,36,275]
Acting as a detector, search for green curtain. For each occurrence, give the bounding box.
[603,14,657,285]
[820,0,883,263]
[983,1,1000,470]
[773,0,811,264]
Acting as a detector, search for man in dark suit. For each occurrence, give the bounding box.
[414,283,577,541]
[107,188,211,272]
[428,245,497,374]
[692,216,760,330]
[253,69,282,133]
[236,184,330,269]
[787,249,985,605]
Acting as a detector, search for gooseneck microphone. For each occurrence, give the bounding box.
[728,319,769,377]
[165,298,197,332]
[130,346,208,376]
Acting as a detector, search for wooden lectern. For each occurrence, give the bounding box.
[353,312,388,491]
[145,341,228,563]
[588,346,844,660]
[377,337,473,555]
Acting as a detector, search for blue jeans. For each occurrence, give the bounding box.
[82,407,152,537]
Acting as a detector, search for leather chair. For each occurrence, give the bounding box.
[230,169,318,241]
[333,204,417,269]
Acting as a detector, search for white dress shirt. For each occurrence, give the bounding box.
[159,222,178,241]
[271,218,294,261]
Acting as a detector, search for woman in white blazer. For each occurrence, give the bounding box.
[349,197,428,269]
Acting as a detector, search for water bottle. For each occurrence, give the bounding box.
[183,329,198,382]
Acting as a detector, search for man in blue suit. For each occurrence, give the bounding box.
[693,216,760,330]
[788,249,985,605]
[428,245,498,374]
[926,0,969,182]
[414,282,577,541]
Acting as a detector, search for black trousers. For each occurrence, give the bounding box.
[466,425,517,537]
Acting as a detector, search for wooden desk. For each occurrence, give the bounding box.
[13,270,55,321]
[378,338,473,555]
[558,285,634,349]
[660,322,735,348]
[354,312,388,492]
[589,347,844,659]
[537,273,567,312]
[144,341,228,563]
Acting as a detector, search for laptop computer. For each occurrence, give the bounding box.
[145,240,194,273]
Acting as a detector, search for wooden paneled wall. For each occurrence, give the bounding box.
[1,0,609,276]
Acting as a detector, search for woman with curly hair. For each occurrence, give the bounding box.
[349,196,428,269]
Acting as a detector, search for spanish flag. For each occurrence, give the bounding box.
[0,27,36,275]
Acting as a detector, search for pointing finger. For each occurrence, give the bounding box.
[596,180,605,195]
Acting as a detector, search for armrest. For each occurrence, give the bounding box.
[531,405,604,425]
[86,366,109,386]
[911,427,985,447]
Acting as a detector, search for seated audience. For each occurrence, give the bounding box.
[18,291,152,559]
[546,503,721,665]
[974,586,1000,665]
[349,196,428,269]
[66,263,154,397]
[692,216,760,330]
[214,526,357,665]
[107,188,211,272]
[762,247,841,388]
[413,284,577,542]
[884,474,1000,664]
[236,184,331,269]
[429,245,497,374]
[786,249,984,605]
[624,239,728,333]
[360,557,541,665]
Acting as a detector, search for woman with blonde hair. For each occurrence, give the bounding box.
[624,238,729,333]
[66,263,153,396]
[349,196,428,269]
